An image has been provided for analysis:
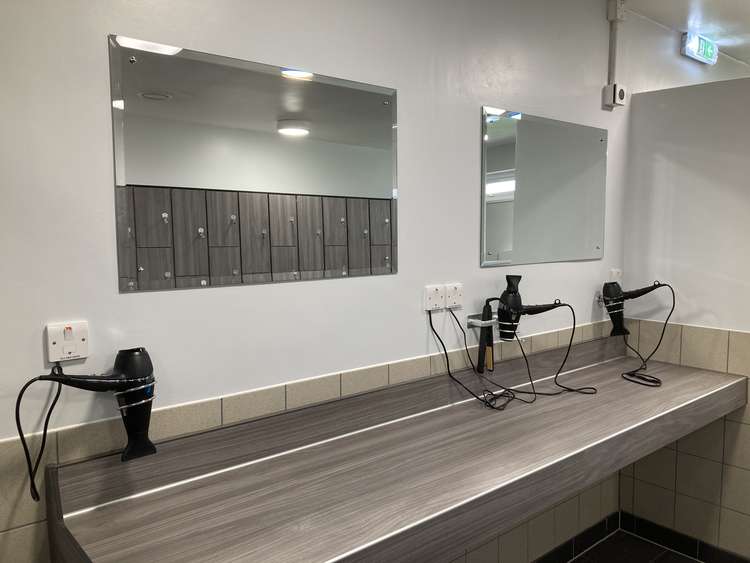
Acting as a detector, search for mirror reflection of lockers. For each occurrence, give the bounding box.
[480,107,607,268]
[109,36,397,292]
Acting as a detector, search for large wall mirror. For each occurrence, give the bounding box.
[109,36,397,291]
[480,107,606,267]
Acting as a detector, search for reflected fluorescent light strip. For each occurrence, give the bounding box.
[509,112,522,120]
[115,36,182,55]
[486,179,515,196]
[484,106,506,117]
[112,99,125,110]
[281,68,314,80]
[277,119,310,137]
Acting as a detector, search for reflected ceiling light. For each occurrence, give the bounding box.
[483,133,489,142]
[112,99,125,110]
[281,68,314,80]
[485,106,506,117]
[486,179,516,196]
[277,119,310,137]
[509,112,522,120]
[115,36,183,55]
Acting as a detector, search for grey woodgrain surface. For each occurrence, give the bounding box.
[135,247,174,290]
[118,277,138,292]
[347,198,371,276]
[238,192,271,274]
[325,245,349,278]
[133,187,172,247]
[46,467,92,563]
[115,187,136,278]
[61,358,745,563]
[297,195,324,272]
[370,244,392,275]
[206,191,239,247]
[368,199,391,245]
[208,246,241,285]
[269,194,297,247]
[322,197,347,246]
[271,246,299,281]
[171,189,209,277]
[175,276,209,288]
[58,338,622,514]
[242,272,272,284]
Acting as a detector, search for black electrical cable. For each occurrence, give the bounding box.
[621,283,676,387]
[549,304,597,394]
[428,310,513,410]
[15,363,63,502]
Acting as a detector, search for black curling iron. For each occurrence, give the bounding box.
[16,347,157,501]
[477,298,499,373]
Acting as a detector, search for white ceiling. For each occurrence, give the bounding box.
[627,0,750,65]
[114,45,396,149]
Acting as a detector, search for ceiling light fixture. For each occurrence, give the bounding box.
[281,68,314,80]
[277,119,310,137]
[112,99,125,110]
[115,36,183,55]
[485,106,506,117]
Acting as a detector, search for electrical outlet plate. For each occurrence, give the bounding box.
[423,285,446,311]
[46,321,89,363]
[445,282,464,309]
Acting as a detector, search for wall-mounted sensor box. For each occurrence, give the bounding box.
[603,83,628,108]
[46,321,89,363]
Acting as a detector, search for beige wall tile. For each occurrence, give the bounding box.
[222,386,285,425]
[0,435,56,531]
[591,321,609,340]
[466,538,498,563]
[286,374,341,409]
[58,417,126,464]
[577,323,595,343]
[620,475,634,512]
[675,494,720,545]
[554,496,579,543]
[727,378,750,425]
[677,419,725,462]
[721,465,750,516]
[527,509,555,561]
[0,521,49,563]
[639,320,681,364]
[634,447,677,490]
[725,421,750,470]
[681,326,729,372]
[719,508,750,558]
[558,326,584,346]
[676,453,722,504]
[499,524,527,563]
[388,356,430,385]
[151,399,221,441]
[729,331,750,376]
[431,348,474,376]
[341,365,389,396]
[579,483,602,531]
[499,337,530,361]
[531,331,558,354]
[602,474,619,516]
[634,480,675,528]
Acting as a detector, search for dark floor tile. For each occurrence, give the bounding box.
[573,531,665,563]
[574,521,608,556]
[651,550,697,562]
[699,541,750,563]
[634,518,698,558]
[535,539,574,563]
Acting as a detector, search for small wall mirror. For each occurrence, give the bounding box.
[480,107,606,267]
[109,36,397,292]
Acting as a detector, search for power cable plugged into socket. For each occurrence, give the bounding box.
[445,283,464,309]
[423,285,446,311]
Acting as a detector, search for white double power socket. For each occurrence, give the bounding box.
[424,283,464,311]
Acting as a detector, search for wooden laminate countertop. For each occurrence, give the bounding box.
[50,345,747,563]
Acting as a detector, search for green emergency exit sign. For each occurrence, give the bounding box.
[681,33,719,65]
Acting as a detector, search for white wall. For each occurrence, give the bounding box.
[0,0,748,439]
[124,114,393,198]
[624,78,750,331]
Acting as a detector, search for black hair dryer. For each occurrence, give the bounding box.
[602,281,663,336]
[497,275,565,341]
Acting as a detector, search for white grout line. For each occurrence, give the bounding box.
[324,379,741,562]
[63,356,622,520]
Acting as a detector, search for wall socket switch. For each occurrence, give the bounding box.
[423,285,446,311]
[46,321,89,363]
[445,283,464,309]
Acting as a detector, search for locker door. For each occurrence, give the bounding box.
[209,247,242,285]
[136,247,174,290]
[172,189,209,277]
[322,197,347,246]
[369,199,391,245]
[207,191,240,246]
[347,198,371,276]
[271,247,299,281]
[133,187,172,247]
[324,246,348,278]
[269,194,297,246]
[239,192,271,274]
[296,195,324,273]
[116,186,137,281]
[371,245,392,275]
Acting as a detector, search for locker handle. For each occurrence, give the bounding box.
[137,265,145,272]
[197,226,206,238]
[164,271,172,280]
[229,214,237,224]
[363,229,369,238]
[260,228,268,238]
[340,217,346,223]
[161,212,169,224]
[316,229,322,236]
[385,218,390,224]
[232,269,239,276]
[289,216,295,223]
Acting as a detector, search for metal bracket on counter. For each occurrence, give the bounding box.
[466,313,499,329]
